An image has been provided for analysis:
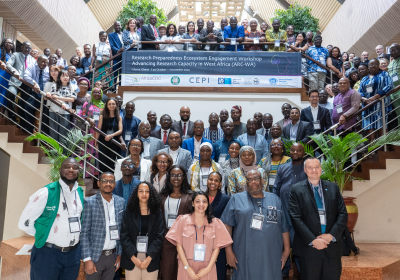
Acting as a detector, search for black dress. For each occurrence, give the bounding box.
[98,116,121,173]
[327,57,343,84]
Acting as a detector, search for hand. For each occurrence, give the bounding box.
[69,109,75,114]
[131,256,143,268]
[155,44,160,50]
[139,256,152,270]
[281,251,290,270]
[105,135,112,141]
[33,83,40,93]
[312,238,328,250]
[0,62,6,71]
[339,115,346,125]
[196,266,211,278]
[84,260,97,275]
[280,39,286,43]
[13,71,19,79]
[317,233,334,243]
[226,248,238,269]
[61,103,66,110]
[95,140,98,149]
[118,47,124,53]
[114,255,121,271]
[121,142,127,151]
[46,92,52,98]
[191,38,197,43]
[187,267,199,280]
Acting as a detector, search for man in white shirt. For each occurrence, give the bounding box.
[170,106,194,140]
[81,172,125,280]
[18,158,84,280]
[55,48,68,69]
[157,131,193,170]
[138,121,165,160]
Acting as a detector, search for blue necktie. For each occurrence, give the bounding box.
[141,137,150,143]
[38,69,44,91]
[314,186,326,233]
[264,129,269,141]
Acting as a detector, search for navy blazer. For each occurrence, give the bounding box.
[300,106,332,134]
[182,137,215,160]
[113,178,141,199]
[108,32,123,60]
[210,191,230,218]
[282,120,315,144]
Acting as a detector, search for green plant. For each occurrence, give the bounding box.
[310,133,368,194]
[368,128,400,153]
[117,0,170,29]
[282,139,314,157]
[25,129,92,183]
[271,2,320,34]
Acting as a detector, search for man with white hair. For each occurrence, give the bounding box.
[375,44,390,60]
[361,51,369,64]
[241,18,249,31]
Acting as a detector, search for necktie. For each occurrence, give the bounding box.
[264,129,269,141]
[152,25,158,38]
[163,131,167,145]
[38,69,44,91]
[183,123,187,136]
[25,56,28,69]
[141,137,150,143]
[314,186,326,233]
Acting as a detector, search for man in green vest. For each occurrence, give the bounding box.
[265,19,287,52]
[18,157,84,280]
[388,43,400,127]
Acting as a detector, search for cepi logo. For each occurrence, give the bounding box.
[189,77,210,83]
[269,78,278,85]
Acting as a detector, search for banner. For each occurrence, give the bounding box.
[121,51,302,88]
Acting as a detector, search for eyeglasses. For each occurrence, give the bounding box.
[130,144,142,148]
[194,126,203,129]
[80,83,88,87]
[100,179,115,184]
[63,166,80,171]
[247,177,261,182]
[157,160,169,164]
[170,174,184,178]
[271,143,283,147]
[139,127,151,130]
[122,164,135,168]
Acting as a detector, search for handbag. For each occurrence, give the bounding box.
[342,227,360,256]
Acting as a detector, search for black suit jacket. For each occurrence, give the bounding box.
[120,209,165,271]
[150,128,170,145]
[282,120,315,144]
[170,120,194,138]
[289,179,348,258]
[141,24,160,50]
[300,106,332,134]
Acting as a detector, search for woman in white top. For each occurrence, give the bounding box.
[122,18,141,51]
[114,138,152,182]
[92,31,113,88]
[45,68,76,142]
[180,21,200,51]
[150,151,173,193]
[160,24,183,51]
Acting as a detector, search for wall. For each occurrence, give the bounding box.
[0,149,10,243]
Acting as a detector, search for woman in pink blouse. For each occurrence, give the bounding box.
[166,191,232,280]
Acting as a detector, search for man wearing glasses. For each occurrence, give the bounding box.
[138,121,165,160]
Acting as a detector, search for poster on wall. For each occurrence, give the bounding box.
[121,51,302,88]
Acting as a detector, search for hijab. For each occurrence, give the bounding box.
[239,146,257,173]
[91,87,105,109]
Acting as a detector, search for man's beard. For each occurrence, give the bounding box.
[248,186,263,196]
[181,115,189,121]
[292,157,303,162]
[61,175,79,185]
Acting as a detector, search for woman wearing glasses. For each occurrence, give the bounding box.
[151,151,173,193]
[160,165,193,280]
[114,138,152,182]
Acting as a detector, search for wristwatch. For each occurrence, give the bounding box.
[184,265,190,270]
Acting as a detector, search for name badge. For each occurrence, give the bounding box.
[269,175,276,186]
[230,38,236,45]
[96,55,102,61]
[319,55,325,61]
[167,47,174,52]
[274,40,280,48]
[106,130,114,135]
[84,67,90,73]
[319,210,326,225]
[218,154,227,164]
[167,214,177,229]
[137,236,148,253]
[109,224,119,240]
[125,131,132,141]
[366,84,373,93]
[251,213,264,230]
[76,105,82,115]
[188,46,193,52]
[313,120,321,130]
[193,244,206,262]
[220,44,225,49]
[93,112,100,121]
[253,38,259,44]
[205,45,210,51]
[392,73,399,82]
[336,104,343,114]
[68,216,81,233]
[266,206,278,223]
[202,174,209,186]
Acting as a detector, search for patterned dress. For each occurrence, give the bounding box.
[228,167,268,195]
[244,30,265,51]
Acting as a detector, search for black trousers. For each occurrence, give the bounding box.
[6,83,31,122]
[300,253,342,280]
[98,140,120,173]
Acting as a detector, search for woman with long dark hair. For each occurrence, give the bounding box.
[160,23,183,51]
[120,182,164,280]
[160,165,193,280]
[150,151,173,193]
[180,21,199,51]
[327,46,344,83]
[341,51,349,62]
[96,97,123,173]
[0,38,14,113]
[166,191,232,280]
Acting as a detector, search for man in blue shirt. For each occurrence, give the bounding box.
[213,120,244,162]
[81,44,92,79]
[121,101,141,157]
[224,16,244,51]
[306,35,329,92]
[109,21,124,90]
[113,158,140,206]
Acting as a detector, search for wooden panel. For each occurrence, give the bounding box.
[249,0,283,27]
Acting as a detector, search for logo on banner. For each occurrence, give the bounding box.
[132,77,140,84]
[190,77,210,83]
[244,78,259,85]
[253,78,260,85]
[269,78,277,85]
[171,76,180,85]
[218,78,231,84]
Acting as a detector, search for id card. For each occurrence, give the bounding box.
[76,106,82,115]
[167,47,174,52]
[109,224,119,240]
[96,55,102,61]
[137,236,148,253]
[202,175,209,186]
[93,112,100,121]
[336,104,343,114]
[319,210,326,225]
[366,84,373,93]
[319,55,325,62]
[250,213,264,230]
[188,46,193,52]
[68,216,81,233]
[230,38,236,45]
[84,67,90,73]
[205,45,210,51]
[125,131,132,141]
[392,73,399,82]
[302,58,307,64]
[269,175,276,186]
[193,244,206,262]
[267,207,278,223]
[253,38,259,44]
[274,40,280,48]
[313,120,321,130]
[167,214,177,229]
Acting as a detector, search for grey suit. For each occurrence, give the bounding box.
[141,136,165,160]
[170,120,194,138]
[6,52,35,92]
[157,147,192,171]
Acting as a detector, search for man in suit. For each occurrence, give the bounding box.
[238,118,269,163]
[198,20,223,51]
[256,113,273,146]
[300,90,333,134]
[289,157,348,280]
[170,106,194,140]
[157,131,192,171]
[276,103,292,129]
[108,21,124,89]
[138,122,165,160]
[151,114,173,146]
[81,172,125,280]
[182,120,214,160]
[283,107,314,144]
[6,41,36,120]
[141,14,160,50]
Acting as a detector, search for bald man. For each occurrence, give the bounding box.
[170,106,194,139]
[147,110,160,132]
[203,112,224,143]
[182,120,215,160]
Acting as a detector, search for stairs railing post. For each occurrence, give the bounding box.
[37,94,44,147]
[83,121,89,176]
[381,99,387,152]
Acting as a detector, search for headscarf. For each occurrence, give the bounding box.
[239,146,257,173]
[190,142,219,191]
[231,105,242,113]
[200,142,213,152]
[77,77,91,89]
[91,87,105,109]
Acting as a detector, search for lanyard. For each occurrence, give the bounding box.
[249,193,264,214]
[169,147,180,163]
[157,174,162,192]
[200,166,212,179]
[60,187,77,216]
[105,198,115,224]
[168,197,181,213]
[194,225,206,243]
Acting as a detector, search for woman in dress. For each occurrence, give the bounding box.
[258,139,291,192]
[0,38,14,113]
[228,146,268,195]
[327,46,344,84]
[188,142,223,193]
[72,77,91,117]
[160,24,183,51]
[165,191,232,280]
[359,58,393,142]
[122,18,141,51]
[92,31,113,88]
[244,18,265,51]
[120,182,164,280]
[220,141,241,192]
[160,165,193,280]
[151,151,173,193]
[180,21,200,51]
[206,172,230,280]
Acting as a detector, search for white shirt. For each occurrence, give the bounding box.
[169,148,180,164]
[18,179,83,247]
[311,105,319,122]
[194,137,202,158]
[142,137,151,158]
[117,33,123,44]
[101,195,117,250]
[181,121,189,137]
[164,196,180,225]
[161,128,170,142]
